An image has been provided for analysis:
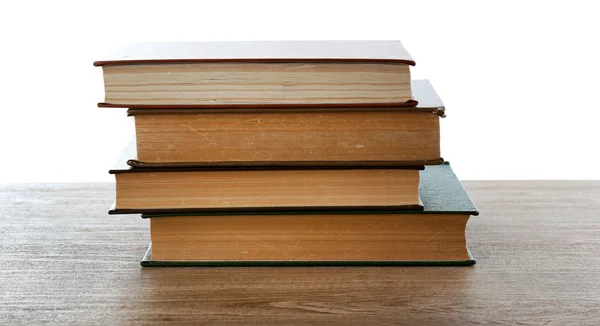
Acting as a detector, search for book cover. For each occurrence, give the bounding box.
[140,162,479,267]
[95,41,418,108]
[108,150,425,214]
[94,41,415,67]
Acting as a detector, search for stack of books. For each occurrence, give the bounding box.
[94,41,478,266]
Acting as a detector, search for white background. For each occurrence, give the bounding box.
[0,0,598,182]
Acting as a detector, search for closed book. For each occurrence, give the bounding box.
[94,41,416,108]
[127,80,444,167]
[109,142,424,214]
[141,162,478,266]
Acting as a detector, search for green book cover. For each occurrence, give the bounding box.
[141,162,478,267]
[141,245,476,267]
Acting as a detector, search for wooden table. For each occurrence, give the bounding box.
[1,182,599,324]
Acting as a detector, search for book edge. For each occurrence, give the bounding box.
[140,244,476,267]
[95,58,416,67]
[127,106,444,116]
[109,204,426,215]
[139,211,477,218]
[125,159,439,169]
[99,99,419,109]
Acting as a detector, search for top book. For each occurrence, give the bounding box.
[94,41,416,108]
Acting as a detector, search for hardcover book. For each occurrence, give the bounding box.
[127,80,444,167]
[94,41,416,108]
[109,142,425,214]
[140,162,479,266]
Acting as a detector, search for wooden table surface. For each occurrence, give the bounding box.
[1,181,599,325]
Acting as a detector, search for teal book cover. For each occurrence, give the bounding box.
[141,162,478,267]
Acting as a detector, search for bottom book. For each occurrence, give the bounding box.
[140,162,479,267]
[141,244,476,267]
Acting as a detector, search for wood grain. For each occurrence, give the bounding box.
[1,181,599,325]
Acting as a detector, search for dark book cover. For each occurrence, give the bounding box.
[141,245,476,267]
[139,162,478,267]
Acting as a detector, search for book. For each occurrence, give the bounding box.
[94,41,416,108]
[140,162,479,266]
[109,142,424,214]
[127,80,444,167]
